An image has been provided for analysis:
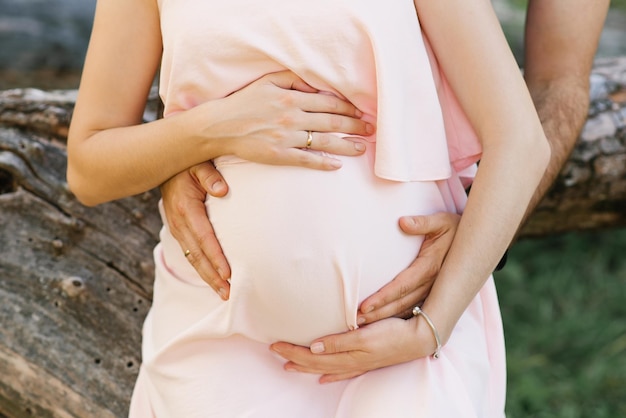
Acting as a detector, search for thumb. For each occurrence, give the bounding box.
[398,215,430,235]
[191,161,229,197]
[310,330,360,354]
[267,70,318,93]
[399,212,460,236]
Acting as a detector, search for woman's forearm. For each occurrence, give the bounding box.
[67,103,228,206]
[413,0,550,341]
[68,80,372,207]
[422,137,549,341]
[67,0,372,207]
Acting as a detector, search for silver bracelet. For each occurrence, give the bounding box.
[412,306,442,359]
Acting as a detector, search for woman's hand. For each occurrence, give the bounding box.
[270,315,438,384]
[356,212,460,324]
[194,70,373,169]
[268,213,459,382]
[160,161,231,298]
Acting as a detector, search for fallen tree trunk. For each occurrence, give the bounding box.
[0,57,625,416]
[0,90,161,417]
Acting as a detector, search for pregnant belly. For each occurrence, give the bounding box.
[201,152,448,345]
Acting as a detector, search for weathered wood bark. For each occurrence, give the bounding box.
[0,89,161,417]
[0,58,625,417]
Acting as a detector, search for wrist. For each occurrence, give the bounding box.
[183,101,235,160]
[412,305,442,359]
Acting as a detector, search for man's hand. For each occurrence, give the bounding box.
[160,161,232,299]
[357,212,460,325]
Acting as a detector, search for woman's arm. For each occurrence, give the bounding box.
[67,0,372,206]
[356,0,610,322]
[413,0,550,346]
[67,0,164,205]
[273,1,551,377]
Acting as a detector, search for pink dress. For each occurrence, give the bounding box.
[129,0,506,416]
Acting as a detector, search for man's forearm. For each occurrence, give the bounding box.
[520,0,609,228]
[521,76,591,225]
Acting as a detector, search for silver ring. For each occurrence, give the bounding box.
[305,131,313,149]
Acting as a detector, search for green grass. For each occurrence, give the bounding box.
[505,0,626,11]
[496,228,626,417]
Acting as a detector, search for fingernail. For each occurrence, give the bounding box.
[330,159,342,169]
[400,216,416,227]
[354,142,365,152]
[218,288,228,300]
[211,180,226,194]
[357,316,366,325]
[270,344,281,353]
[355,109,363,118]
[310,342,325,354]
[365,123,375,134]
[363,305,375,314]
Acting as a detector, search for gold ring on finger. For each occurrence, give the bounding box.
[184,249,191,258]
[305,131,313,149]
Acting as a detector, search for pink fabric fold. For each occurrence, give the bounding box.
[158,0,481,182]
[355,5,482,181]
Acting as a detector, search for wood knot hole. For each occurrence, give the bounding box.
[60,276,86,298]
[0,169,16,194]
